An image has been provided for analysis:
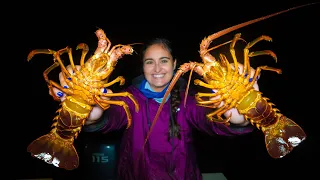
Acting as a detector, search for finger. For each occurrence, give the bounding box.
[49,87,66,101]
[66,65,75,75]
[253,80,260,91]
[59,72,69,89]
[210,90,223,107]
[66,65,81,74]
[76,65,81,71]
[100,88,112,100]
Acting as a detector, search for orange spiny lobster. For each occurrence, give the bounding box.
[144,3,318,158]
[27,29,140,170]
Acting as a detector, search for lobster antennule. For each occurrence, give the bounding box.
[126,42,144,55]
[128,42,144,46]
[109,42,143,53]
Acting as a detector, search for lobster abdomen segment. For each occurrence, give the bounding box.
[238,90,278,128]
[59,96,92,127]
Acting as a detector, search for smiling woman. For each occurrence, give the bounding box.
[142,39,177,93]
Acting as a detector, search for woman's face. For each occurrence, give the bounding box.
[143,43,176,92]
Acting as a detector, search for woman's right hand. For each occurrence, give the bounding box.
[49,65,112,125]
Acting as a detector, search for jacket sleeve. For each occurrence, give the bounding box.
[83,96,133,133]
[186,96,255,136]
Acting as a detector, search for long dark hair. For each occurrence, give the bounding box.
[140,38,181,140]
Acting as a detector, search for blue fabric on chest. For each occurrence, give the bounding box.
[139,79,170,103]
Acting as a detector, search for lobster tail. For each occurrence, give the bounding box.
[238,90,306,158]
[27,96,92,170]
[27,131,79,170]
[264,116,306,158]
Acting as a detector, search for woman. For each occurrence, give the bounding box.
[54,38,258,179]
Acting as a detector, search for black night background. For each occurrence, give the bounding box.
[16,1,319,180]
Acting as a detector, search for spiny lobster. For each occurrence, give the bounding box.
[144,3,318,158]
[27,29,140,170]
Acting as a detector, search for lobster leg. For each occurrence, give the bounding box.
[102,76,125,87]
[219,54,235,82]
[65,47,78,73]
[27,49,56,61]
[195,92,220,102]
[54,48,85,95]
[249,50,277,60]
[98,91,139,113]
[196,96,223,105]
[194,79,218,89]
[246,65,282,89]
[53,48,72,77]
[195,92,223,104]
[93,95,111,110]
[49,80,74,97]
[228,34,250,86]
[229,33,243,72]
[206,103,231,125]
[76,43,89,67]
[42,62,61,101]
[243,35,276,81]
[229,34,256,86]
[96,98,133,129]
[27,49,74,100]
[42,61,74,101]
[194,93,223,109]
[245,35,277,64]
[43,62,60,84]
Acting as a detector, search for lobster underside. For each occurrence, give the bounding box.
[27,29,140,170]
[147,7,310,158]
[194,32,306,158]
[196,32,306,158]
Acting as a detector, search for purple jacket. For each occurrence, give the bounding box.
[84,77,254,180]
